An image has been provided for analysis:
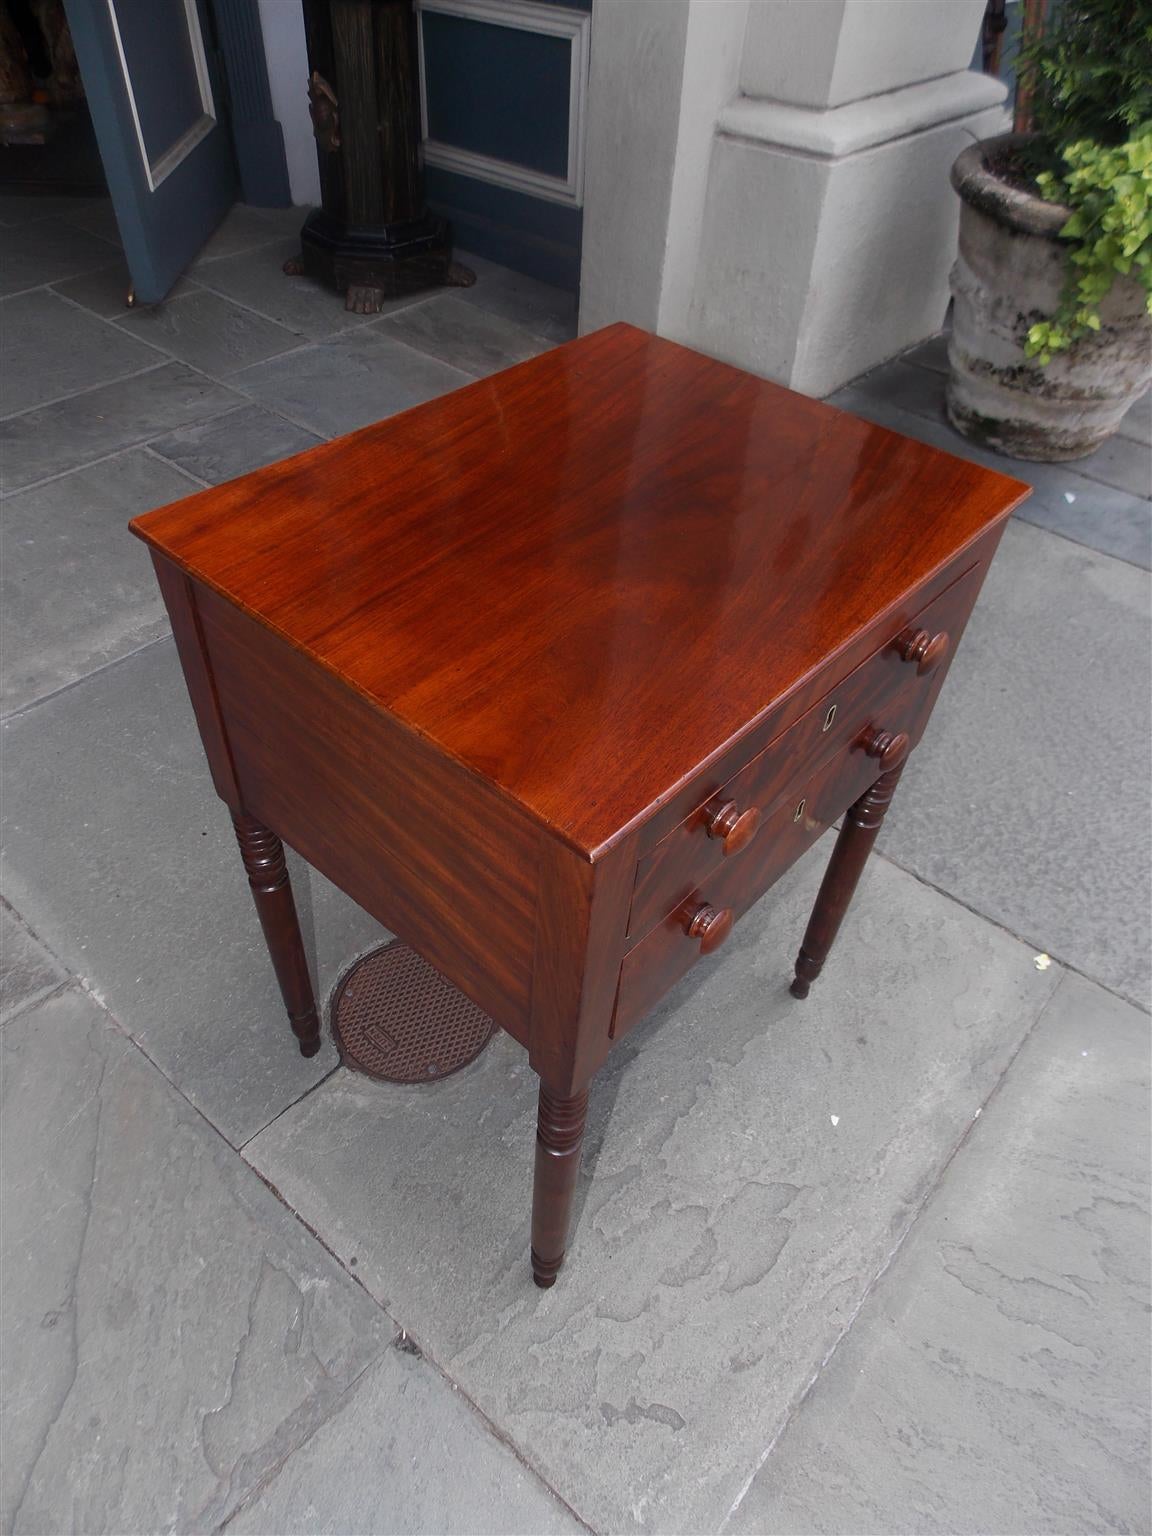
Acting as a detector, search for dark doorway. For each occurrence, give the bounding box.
[0,0,106,193]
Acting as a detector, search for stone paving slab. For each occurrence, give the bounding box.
[150,404,322,486]
[838,359,1151,505]
[0,639,387,1145]
[0,215,120,296]
[1,449,195,714]
[232,329,473,439]
[59,198,122,246]
[51,263,200,320]
[194,238,417,341]
[726,972,1151,1536]
[0,362,240,493]
[0,902,67,1025]
[900,332,951,374]
[245,848,1060,1535]
[116,288,303,376]
[189,205,306,267]
[225,1340,582,1536]
[0,985,393,1536]
[879,518,1152,1007]
[373,293,552,377]
[1117,388,1152,448]
[1071,428,1152,499]
[831,373,1151,570]
[456,251,579,343]
[0,289,159,417]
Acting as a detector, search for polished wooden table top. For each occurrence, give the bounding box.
[132,322,1025,857]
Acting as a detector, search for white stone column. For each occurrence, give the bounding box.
[578,0,695,336]
[580,0,1008,397]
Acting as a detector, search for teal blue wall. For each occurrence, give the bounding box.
[420,1,590,292]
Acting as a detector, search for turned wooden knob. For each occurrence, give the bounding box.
[858,726,910,769]
[683,902,734,954]
[703,799,761,855]
[896,627,949,675]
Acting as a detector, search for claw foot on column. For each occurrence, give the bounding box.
[345,283,386,314]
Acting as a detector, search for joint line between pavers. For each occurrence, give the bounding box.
[0,630,174,724]
[49,284,196,368]
[873,846,1150,1016]
[0,358,170,424]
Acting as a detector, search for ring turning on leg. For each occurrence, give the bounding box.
[790,760,906,999]
[231,812,322,1056]
[531,1084,589,1288]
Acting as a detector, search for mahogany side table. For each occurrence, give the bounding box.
[132,324,1027,1288]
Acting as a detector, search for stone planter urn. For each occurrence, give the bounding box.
[947,132,1151,461]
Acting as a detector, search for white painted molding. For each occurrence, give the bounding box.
[257,0,320,205]
[147,113,215,188]
[416,0,590,207]
[718,70,1007,160]
[106,0,217,193]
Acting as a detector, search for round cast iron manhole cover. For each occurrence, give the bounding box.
[330,942,496,1084]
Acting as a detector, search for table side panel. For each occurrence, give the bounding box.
[194,585,540,1040]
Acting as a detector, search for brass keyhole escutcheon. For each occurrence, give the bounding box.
[793,798,806,822]
[822,704,837,732]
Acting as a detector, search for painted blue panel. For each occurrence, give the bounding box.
[111,0,207,164]
[427,164,581,291]
[422,12,570,179]
[64,0,235,301]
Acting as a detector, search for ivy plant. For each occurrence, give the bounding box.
[1025,126,1152,362]
[1014,0,1152,360]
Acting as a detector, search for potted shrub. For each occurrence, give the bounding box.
[946,0,1151,460]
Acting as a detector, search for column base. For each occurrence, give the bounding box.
[689,71,1008,396]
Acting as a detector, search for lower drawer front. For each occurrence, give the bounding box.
[612,737,888,1040]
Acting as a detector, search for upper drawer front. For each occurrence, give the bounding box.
[627,559,984,943]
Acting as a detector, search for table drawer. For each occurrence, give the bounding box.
[613,733,888,1039]
[626,559,982,943]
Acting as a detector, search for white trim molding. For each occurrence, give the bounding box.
[416,0,590,208]
[106,0,217,192]
[718,71,1007,161]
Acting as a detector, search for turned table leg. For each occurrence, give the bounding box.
[791,760,906,999]
[531,1083,589,1288]
[231,812,322,1057]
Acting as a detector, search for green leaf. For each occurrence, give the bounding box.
[1023,106,1151,363]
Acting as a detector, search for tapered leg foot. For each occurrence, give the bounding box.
[531,1084,589,1288]
[232,812,321,1056]
[790,761,906,999]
